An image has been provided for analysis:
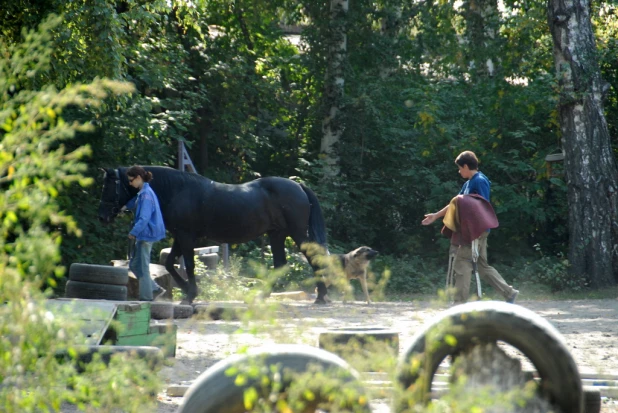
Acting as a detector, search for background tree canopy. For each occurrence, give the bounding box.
[2,0,617,295]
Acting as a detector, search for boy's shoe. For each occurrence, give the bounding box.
[152,287,167,301]
[506,289,519,304]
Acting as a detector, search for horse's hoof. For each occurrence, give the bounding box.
[313,298,329,305]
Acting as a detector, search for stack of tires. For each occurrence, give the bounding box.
[65,263,129,301]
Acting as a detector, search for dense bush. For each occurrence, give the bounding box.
[0,16,161,411]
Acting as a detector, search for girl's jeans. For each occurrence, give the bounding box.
[129,240,160,301]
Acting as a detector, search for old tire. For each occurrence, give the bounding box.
[319,326,399,352]
[197,253,218,269]
[56,345,163,372]
[69,263,128,286]
[394,301,583,413]
[151,302,174,320]
[583,386,601,413]
[319,326,399,372]
[174,304,194,319]
[178,344,372,413]
[65,280,127,301]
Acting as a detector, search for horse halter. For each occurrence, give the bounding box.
[101,169,132,216]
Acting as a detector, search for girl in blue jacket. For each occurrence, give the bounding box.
[126,166,167,301]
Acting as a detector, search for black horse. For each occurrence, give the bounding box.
[97,166,330,304]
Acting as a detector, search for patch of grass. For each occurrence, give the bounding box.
[514,283,618,301]
[383,283,618,303]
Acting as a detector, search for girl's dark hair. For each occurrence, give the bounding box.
[126,165,153,182]
[455,151,479,170]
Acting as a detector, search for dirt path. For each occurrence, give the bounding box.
[155,298,618,412]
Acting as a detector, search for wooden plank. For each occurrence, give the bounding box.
[46,299,118,345]
[167,385,190,397]
[270,291,310,301]
[115,327,177,357]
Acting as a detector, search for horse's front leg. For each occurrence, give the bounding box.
[164,240,189,296]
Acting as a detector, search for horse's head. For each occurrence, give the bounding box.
[98,168,135,223]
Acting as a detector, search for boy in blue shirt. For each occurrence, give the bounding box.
[422,151,519,304]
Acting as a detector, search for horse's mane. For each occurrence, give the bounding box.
[118,166,210,202]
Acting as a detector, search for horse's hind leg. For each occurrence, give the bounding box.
[266,231,288,294]
[269,231,288,268]
[289,231,329,305]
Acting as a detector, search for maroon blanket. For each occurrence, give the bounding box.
[441,194,499,246]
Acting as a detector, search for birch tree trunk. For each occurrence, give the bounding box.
[548,0,618,288]
[461,0,500,80]
[378,2,402,79]
[320,0,348,176]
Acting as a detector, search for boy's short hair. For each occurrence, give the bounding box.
[455,151,479,170]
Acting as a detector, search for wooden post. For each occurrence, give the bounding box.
[544,152,565,178]
[221,244,229,269]
[178,140,197,173]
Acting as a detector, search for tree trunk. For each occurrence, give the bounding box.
[548,0,618,287]
[320,0,348,176]
[461,0,500,80]
[195,107,210,174]
[378,2,402,79]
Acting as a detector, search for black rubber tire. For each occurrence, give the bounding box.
[394,301,583,413]
[319,327,399,373]
[319,326,399,352]
[65,280,128,301]
[56,345,163,372]
[583,386,601,413]
[150,302,174,320]
[173,304,194,319]
[68,263,129,286]
[178,344,372,413]
[197,253,218,269]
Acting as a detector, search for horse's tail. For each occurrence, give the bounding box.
[300,183,328,247]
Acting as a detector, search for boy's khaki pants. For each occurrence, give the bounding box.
[449,232,515,303]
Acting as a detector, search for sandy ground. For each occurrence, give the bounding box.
[147,298,618,413]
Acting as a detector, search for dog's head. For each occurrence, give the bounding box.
[350,246,379,262]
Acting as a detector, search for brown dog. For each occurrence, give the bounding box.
[322,246,379,304]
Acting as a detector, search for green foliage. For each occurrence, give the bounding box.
[224,357,371,412]
[0,16,160,412]
[516,244,585,293]
[191,258,260,302]
[230,237,315,292]
[371,254,445,296]
[2,0,616,294]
